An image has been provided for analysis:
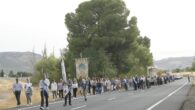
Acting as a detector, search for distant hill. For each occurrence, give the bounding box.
[0,52,42,74]
[154,56,195,70]
[0,52,194,73]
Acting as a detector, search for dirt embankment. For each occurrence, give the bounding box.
[181,77,195,110]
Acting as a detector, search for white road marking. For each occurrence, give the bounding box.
[147,82,188,110]
[18,101,64,110]
[107,97,116,101]
[70,105,87,110]
[18,96,85,110]
[18,105,39,110]
[9,92,120,110]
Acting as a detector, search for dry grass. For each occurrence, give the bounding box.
[0,78,49,110]
[179,72,195,77]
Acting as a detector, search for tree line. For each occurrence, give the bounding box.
[172,61,195,73]
[0,69,32,77]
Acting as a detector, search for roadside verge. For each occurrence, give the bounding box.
[181,77,195,110]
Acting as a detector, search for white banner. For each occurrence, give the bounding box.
[61,58,67,82]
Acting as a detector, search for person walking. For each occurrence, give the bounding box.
[87,78,91,94]
[24,78,33,106]
[133,77,137,90]
[72,79,78,98]
[12,78,23,107]
[51,80,57,101]
[123,78,128,91]
[63,79,72,106]
[96,79,102,94]
[39,74,50,110]
[188,74,191,82]
[91,78,96,95]
[58,79,64,99]
[81,78,87,101]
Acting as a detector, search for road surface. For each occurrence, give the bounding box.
[9,78,191,110]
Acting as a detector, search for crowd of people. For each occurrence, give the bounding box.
[12,74,182,110]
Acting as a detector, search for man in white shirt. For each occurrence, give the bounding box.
[12,78,23,107]
[39,74,50,110]
[51,80,57,100]
[58,79,64,99]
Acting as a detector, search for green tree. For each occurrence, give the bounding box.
[185,67,191,72]
[65,0,153,77]
[172,68,181,73]
[191,61,195,71]
[9,70,15,77]
[0,69,4,77]
[17,72,32,77]
[157,69,166,76]
[32,55,61,85]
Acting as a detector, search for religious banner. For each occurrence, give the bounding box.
[75,58,88,79]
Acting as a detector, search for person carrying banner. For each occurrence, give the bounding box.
[63,79,72,106]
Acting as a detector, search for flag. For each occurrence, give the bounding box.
[61,58,67,83]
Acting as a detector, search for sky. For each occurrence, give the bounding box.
[0,0,195,60]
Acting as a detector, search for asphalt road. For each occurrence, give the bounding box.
[9,78,191,110]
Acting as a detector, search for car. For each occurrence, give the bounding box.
[174,75,183,80]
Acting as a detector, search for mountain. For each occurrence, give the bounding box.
[0,52,194,73]
[0,52,42,74]
[154,56,195,70]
